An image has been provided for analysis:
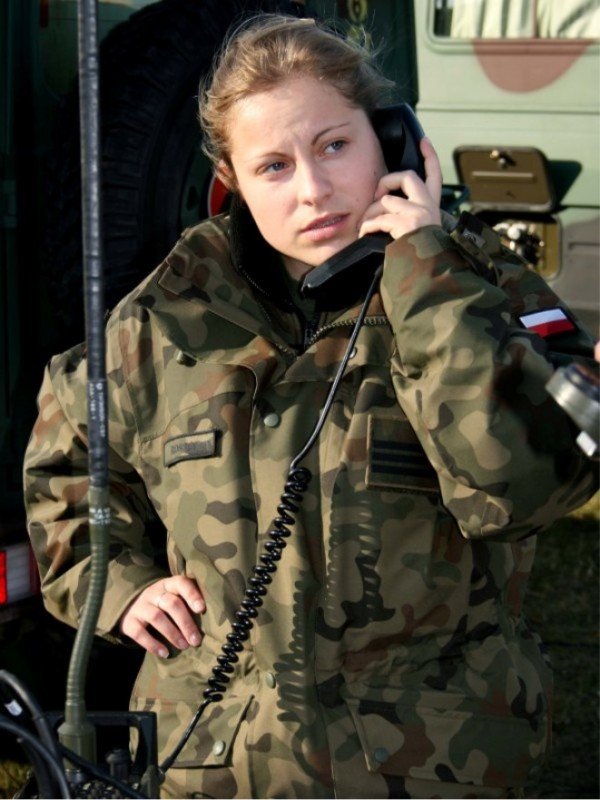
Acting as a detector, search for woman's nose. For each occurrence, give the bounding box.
[296,161,333,205]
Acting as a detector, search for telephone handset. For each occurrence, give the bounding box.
[300,103,426,307]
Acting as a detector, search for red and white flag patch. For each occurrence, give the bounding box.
[518,308,576,338]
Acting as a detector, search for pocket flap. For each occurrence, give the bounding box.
[344,691,547,788]
[135,693,253,769]
[346,699,408,773]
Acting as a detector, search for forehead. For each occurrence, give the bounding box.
[227,77,359,154]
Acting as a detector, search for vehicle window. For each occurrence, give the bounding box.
[433,0,600,39]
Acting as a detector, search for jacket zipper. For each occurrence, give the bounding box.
[236,265,301,358]
[304,314,389,350]
[239,263,389,355]
[303,316,319,351]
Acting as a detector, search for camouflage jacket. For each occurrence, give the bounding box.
[24,212,597,798]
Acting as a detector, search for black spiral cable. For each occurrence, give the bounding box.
[159,265,383,777]
[205,464,312,702]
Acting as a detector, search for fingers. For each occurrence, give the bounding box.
[121,614,173,659]
[362,139,443,241]
[154,583,203,647]
[372,169,428,202]
[166,574,206,615]
[119,575,205,659]
[421,137,443,207]
[359,191,441,240]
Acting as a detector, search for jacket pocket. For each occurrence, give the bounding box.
[132,693,253,769]
[366,414,440,494]
[343,688,548,789]
[138,387,255,560]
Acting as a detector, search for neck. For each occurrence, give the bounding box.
[282,254,313,281]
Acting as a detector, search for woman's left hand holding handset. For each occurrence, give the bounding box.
[358,138,443,240]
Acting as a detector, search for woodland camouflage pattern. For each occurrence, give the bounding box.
[24,213,597,799]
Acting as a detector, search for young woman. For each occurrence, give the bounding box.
[24,14,597,800]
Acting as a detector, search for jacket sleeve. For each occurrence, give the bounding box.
[23,339,168,643]
[379,220,598,541]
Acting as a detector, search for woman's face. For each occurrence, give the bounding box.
[225,77,387,280]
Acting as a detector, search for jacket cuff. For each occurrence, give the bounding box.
[92,556,168,644]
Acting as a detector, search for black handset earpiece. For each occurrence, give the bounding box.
[299,103,426,308]
[372,103,426,187]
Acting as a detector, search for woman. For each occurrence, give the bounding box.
[24,14,597,799]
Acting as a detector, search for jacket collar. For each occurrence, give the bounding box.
[150,215,295,358]
[228,195,298,313]
[138,203,399,361]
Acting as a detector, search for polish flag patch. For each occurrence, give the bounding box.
[518,308,576,338]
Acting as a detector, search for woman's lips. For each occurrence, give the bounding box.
[301,214,349,242]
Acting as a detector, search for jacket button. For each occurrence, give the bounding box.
[264,671,276,689]
[263,412,280,428]
[212,740,226,756]
[349,346,357,359]
[175,350,196,366]
[373,747,389,764]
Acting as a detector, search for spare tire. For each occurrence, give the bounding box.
[43,0,306,350]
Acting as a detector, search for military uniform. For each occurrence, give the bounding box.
[24,211,597,798]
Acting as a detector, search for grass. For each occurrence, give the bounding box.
[523,493,599,798]
[0,761,29,798]
[1,496,598,798]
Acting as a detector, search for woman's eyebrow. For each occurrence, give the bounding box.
[312,121,350,145]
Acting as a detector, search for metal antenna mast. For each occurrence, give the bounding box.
[58,0,110,774]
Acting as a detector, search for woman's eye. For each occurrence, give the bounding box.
[324,140,345,154]
[263,161,287,174]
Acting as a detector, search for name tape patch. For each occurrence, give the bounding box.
[518,307,576,338]
[164,430,218,467]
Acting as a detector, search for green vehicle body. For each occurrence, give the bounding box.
[0,0,598,617]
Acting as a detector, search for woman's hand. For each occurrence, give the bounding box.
[358,138,443,240]
[119,575,205,658]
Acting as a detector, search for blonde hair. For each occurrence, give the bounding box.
[198,14,394,178]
